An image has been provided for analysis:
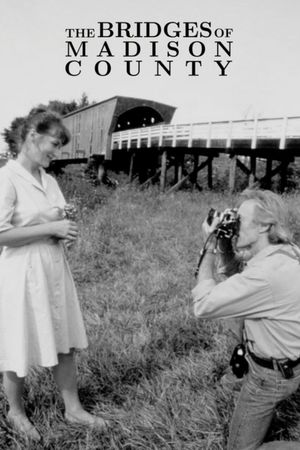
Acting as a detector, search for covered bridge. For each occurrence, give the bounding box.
[61,95,176,164]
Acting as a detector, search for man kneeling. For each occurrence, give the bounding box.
[192,189,300,450]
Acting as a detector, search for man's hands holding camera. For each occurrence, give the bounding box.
[202,208,239,253]
[194,207,242,278]
[202,208,221,244]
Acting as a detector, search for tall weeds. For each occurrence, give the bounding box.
[1,176,300,449]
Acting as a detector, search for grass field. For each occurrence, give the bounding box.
[1,174,300,449]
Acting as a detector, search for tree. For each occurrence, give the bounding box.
[78,92,89,109]
[47,99,78,115]
[2,116,26,156]
[2,93,95,154]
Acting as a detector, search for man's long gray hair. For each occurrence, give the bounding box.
[239,189,292,244]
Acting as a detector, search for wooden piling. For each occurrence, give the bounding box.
[166,157,212,194]
[229,155,237,193]
[160,149,168,192]
[248,155,256,187]
[280,159,288,192]
[129,151,135,182]
[174,155,179,184]
[207,157,213,189]
[177,153,184,182]
[265,158,272,188]
[192,153,199,190]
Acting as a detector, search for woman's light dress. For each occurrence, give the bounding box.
[0,160,87,377]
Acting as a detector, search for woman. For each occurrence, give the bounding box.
[0,108,107,441]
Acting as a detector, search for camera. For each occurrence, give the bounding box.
[207,208,240,240]
[194,207,240,278]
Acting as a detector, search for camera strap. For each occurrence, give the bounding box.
[194,232,218,277]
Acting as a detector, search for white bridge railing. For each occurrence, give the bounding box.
[111,116,300,151]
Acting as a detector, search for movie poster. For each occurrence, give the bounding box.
[1,1,300,449]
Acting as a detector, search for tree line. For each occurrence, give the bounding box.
[2,92,94,156]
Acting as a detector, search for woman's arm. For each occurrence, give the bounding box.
[0,220,78,247]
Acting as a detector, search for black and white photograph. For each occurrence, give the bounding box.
[1,0,300,448]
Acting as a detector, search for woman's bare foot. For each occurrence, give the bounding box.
[7,411,41,441]
[65,409,109,431]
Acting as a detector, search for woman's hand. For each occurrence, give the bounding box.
[50,219,78,242]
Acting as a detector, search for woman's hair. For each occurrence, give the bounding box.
[238,188,292,244]
[19,107,71,147]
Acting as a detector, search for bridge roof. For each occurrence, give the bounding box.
[63,95,176,118]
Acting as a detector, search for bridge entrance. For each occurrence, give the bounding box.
[114,106,163,131]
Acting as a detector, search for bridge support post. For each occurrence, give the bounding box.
[174,152,184,184]
[279,160,288,192]
[192,153,199,190]
[207,157,213,189]
[174,156,179,184]
[265,158,272,188]
[129,151,135,182]
[177,153,184,181]
[160,149,168,192]
[229,155,237,193]
[249,155,256,187]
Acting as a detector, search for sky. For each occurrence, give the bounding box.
[1,0,300,152]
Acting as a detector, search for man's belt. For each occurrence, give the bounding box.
[248,350,300,371]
